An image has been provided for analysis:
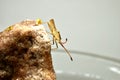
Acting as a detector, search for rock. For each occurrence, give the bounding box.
[0,19,56,80]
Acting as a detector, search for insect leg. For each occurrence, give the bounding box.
[59,42,73,61]
[52,35,55,45]
[51,38,58,50]
[61,38,68,44]
[55,38,58,48]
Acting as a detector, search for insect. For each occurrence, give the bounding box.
[47,19,73,61]
[35,18,73,61]
[4,26,14,31]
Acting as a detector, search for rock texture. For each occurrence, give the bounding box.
[0,19,56,80]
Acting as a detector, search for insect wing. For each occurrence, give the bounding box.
[48,19,57,31]
[53,31,61,42]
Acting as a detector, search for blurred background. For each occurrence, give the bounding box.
[0,0,120,60]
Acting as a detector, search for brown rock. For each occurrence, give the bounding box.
[0,19,56,80]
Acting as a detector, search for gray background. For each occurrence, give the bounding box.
[0,0,120,60]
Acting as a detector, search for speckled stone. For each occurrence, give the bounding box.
[0,19,56,80]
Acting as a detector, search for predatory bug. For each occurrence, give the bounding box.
[47,19,73,61]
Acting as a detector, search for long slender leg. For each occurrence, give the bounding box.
[59,42,73,61]
[52,35,55,45]
[57,32,67,44]
[51,38,58,50]
[55,39,58,48]
[61,38,68,44]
